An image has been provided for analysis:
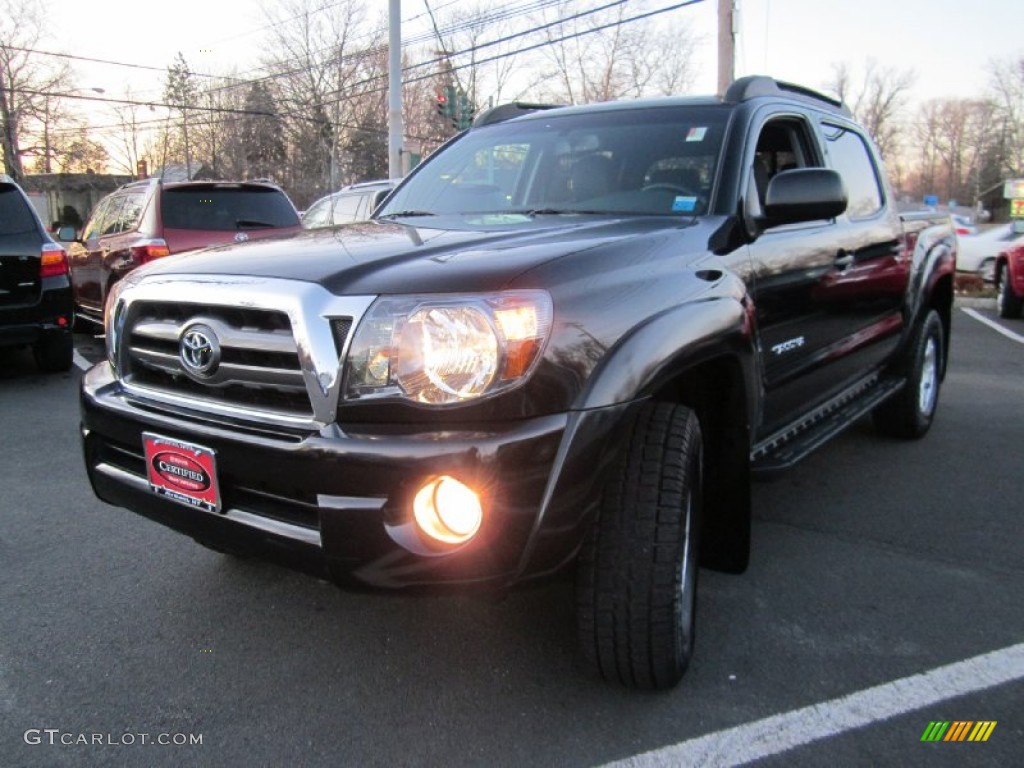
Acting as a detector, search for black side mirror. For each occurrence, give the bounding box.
[763,168,847,226]
[55,226,78,242]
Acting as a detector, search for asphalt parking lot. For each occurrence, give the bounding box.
[0,305,1021,767]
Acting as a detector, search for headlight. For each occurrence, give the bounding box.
[344,291,552,405]
[104,280,129,371]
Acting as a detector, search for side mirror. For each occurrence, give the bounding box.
[372,189,392,211]
[763,168,847,226]
[56,226,78,242]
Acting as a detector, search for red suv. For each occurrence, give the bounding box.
[67,179,301,325]
[996,240,1024,318]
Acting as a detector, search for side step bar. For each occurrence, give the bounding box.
[751,374,905,475]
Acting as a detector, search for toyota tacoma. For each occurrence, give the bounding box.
[80,77,956,689]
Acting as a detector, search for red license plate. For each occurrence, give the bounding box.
[143,433,221,514]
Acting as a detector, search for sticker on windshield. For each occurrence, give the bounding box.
[686,127,708,142]
[672,196,698,212]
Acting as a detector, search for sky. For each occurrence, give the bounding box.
[36,0,1024,125]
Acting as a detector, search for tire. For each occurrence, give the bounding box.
[576,401,702,690]
[33,332,73,373]
[997,265,1023,319]
[873,310,943,439]
[979,258,996,284]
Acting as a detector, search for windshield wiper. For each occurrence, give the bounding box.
[377,210,436,219]
[235,219,276,228]
[518,208,611,216]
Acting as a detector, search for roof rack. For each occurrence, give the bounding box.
[723,76,851,117]
[472,101,565,128]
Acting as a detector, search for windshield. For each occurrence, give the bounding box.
[379,105,728,223]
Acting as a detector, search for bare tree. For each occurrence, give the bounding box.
[0,0,73,181]
[535,0,701,104]
[909,98,997,205]
[986,55,1024,178]
[827,60,915,162]
[257,0,378,203]
[108,87,154,176]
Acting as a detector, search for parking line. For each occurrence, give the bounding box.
[601,642,1024,768]
[73,350,91,371]
[962,307,1024,345]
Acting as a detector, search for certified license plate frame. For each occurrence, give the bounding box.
[142,432,221,514]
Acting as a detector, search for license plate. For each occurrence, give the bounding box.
[143,433,221,514]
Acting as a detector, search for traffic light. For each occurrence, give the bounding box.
[435,85,474,130]
[436,85,456,119]
[456,91,475,130]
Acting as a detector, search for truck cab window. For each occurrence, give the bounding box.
[821,123,884,218]
[747,117,818,219]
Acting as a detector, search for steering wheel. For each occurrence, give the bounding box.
[641,183,696,196]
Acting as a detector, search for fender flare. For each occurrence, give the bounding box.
[514,292,759,581]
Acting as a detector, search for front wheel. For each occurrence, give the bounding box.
[873,310,943,439]
[576,402,702,690]
[997,265,1023,319]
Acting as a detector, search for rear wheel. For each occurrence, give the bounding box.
[873,310,943,438]
[33,332,73,373]
[997,265,1023,319]
[576,402,702,690]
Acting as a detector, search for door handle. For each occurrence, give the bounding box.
[835,250,854,270]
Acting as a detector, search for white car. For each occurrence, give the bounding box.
[957,222,1024,282]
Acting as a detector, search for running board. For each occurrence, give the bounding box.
[751,374,905,475]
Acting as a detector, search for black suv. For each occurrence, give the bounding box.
[0,175,74,372]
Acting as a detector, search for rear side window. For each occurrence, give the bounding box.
[161,187,299,231]
[0,187,39,236]
[822,123,883,219]
[113,190,146,233]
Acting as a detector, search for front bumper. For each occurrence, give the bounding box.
[81,362,616,590]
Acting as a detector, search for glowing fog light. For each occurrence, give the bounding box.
[413,476,483,544]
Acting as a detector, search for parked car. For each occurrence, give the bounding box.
[995,238,1024,318]
[0,174,74,372]
[956,221,1024,282]
[951,213,977,236]
[302,180,396,229]
[66,179,301,326]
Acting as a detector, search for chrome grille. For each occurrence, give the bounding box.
[112,276,376,430]
[124,302,315,418]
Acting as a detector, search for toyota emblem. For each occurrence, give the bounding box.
[234,232,250,243]
[179,324,221,378]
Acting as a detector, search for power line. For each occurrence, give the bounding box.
[317,0,703,105]
[16,1,708,149]
[204,0,568,95]
[12,88,273,117]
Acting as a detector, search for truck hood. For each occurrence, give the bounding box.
[137,216,710,294]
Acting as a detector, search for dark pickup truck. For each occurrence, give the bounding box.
[80,77,955,690]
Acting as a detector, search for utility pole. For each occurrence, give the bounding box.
[717,0,736,96]
[388,0,404,179]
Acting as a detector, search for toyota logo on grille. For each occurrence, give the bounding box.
[179,324,221,378]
